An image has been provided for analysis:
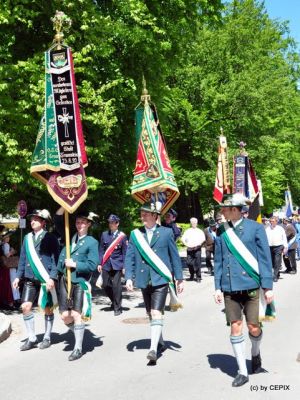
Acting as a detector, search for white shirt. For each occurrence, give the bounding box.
[145,226,156,243]
[181,227,205,248]
[2,242,10,256]
[232,218,243,228]
[71,233,87,251]
[33,229,44,241]
[265,225,288,247]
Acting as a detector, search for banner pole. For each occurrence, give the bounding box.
[64,210,71,298]
[155,191,161,225]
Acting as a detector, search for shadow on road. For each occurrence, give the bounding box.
[47,329,104,354]
[207,354,238,377]
[127,338,182,353]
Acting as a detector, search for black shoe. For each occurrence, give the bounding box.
[147,350,157,362]
[68,349,82,361]
[252,353,262,374]
[187,277,194,281]
[114,310,122,316]
[283,269,292,274]
[38,339,51,349]
[20,339,38,351]
[157,342,167,353]
[232,374,249,387]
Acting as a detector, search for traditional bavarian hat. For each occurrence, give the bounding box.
[75,211,99,223]
[27,209,52,222]
[140,202,161,215]
[220,193,250,208]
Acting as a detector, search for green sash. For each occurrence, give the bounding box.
[220,222,275,321]
[25,233,58,310]
[79,280,92,321]
[131,229,182,311]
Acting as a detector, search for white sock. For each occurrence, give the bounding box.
[23,313,37,342]
[44,314,54,341]
[230,335,248,376]
[150,319,163,352]
[74,324,85,351]
[159,332,165,345]
[249,330,263,356]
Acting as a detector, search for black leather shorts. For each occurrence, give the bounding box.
[58,276,84,313]
[21,280,41,303]
[141,284,169,313]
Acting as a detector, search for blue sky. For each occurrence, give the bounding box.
[263,0,300,49]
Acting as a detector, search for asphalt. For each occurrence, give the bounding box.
[0,312,11,343]
[0,263,300,400]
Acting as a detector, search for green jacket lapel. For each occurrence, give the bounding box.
[71,234,81,254]
[233,219,244,237]
[150,226,160,248]
[34,230,46,248]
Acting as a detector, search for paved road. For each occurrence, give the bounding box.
[0,267,300,400]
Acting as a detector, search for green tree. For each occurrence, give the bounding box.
[162,0,300,218]
[0,0,222,229]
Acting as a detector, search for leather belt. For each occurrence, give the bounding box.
[224,289,258,295]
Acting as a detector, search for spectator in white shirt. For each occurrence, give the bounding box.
[181,218,205,282]
[265,216,288,282]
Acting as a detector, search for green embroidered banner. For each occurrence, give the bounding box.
[131,100,179,215]
[31,46,88,213]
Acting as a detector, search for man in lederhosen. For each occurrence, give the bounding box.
[13,209,60,351]
[57,211,99,361]
[125,203,184,364]
[214,194,274,387]
[98,214,127,316]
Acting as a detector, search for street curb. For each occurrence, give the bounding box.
[0,313,12,344]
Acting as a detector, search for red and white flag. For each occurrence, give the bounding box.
[213,135,231,203]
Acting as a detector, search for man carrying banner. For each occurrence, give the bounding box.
[13,209,60,351]
[98,214,127,316]
[125,203,184,364]
[57,211,99,361]
[214,193,274,387]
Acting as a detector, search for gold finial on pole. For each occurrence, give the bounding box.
[238,141,248,155]
[51,11,72,50]
[141,75,151,103]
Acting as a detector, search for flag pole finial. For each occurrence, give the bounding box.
[51,11,72,50]
[141,75,151,103]
[238,141,248,155]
